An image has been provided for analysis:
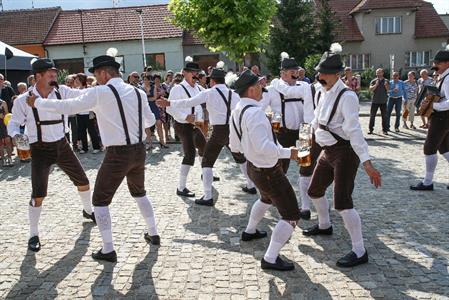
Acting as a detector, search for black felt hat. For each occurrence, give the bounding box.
[88,55,121,73]
[210,68,226,79]
[281,58,299,70]
[433,50,449,63]
[234,70,267,95]
[315,52,344,74]
[32,58,57,73]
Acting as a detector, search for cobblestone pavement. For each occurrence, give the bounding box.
[1,110,449,299]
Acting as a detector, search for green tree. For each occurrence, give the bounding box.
[168,0,277,63]
[265,0,317,75]
[316,0,337,53]
[304,54,322,79]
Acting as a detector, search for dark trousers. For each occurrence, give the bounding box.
[369,103,388,132]
[387,97,402,130]
[77,114,100,151]
[174,122,206,166]
[92,143,146,206]
[201,125,246,168]
[424,111,449,155]
[276,128,299,173]
[67,116,78,147]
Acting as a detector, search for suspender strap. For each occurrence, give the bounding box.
[108,84,131,145]
[180,84,195,115]
[134,88,143,143]
[32,89,64,143]
[316,91,322,109]
[216,88,232,125]
[438,73,449,92]
[232,105,254,141]
[279,92,303,128]
[311,84,316,104]
[318,88,349,142]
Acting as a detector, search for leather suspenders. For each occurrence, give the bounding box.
[232,105,277,144]
[215,88,232,125]
[279,92,303,128]
[180,84,195,115]
[32,89,64,143]
[318,88,349,143]
[107,84,143,145]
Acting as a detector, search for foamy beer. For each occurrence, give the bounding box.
[15,134,31,161]
[297,149,312,167]
[194,113,204,128]
[271,112,282,133]
[297,123,312,166]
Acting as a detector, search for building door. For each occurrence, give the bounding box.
[193,54,219,72]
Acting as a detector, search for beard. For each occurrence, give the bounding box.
[318,79,327,86]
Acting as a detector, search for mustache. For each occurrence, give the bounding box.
[318,79,327,85]
[291,75,299,80]
[430,66,439,71]
[49,81,59,88]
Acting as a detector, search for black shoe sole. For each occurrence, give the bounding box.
[195,199,214,206]
[336,257,368,268]
[176,190,195,197]
[144,234,160,245]
[92,250,117,263]
[261,259,295,271]
[241,231,267,241]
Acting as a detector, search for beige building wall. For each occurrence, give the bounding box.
[341,8,448,74]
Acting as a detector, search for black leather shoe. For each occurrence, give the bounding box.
[83,210,96,224]
[201,174,220,182]
[299,209,311,220]
[242,186,257,194]
[367,130,373,135]
[195,196,214,206]
[241,229,267,241]
[28,236,41,252]
[410,182,434,191]
[336,250,368,268]
[144,233,160,245]
[92,249,117,262]
[261,256,294,271]
[303,224,333,236]
[176,188,195,197]
[383,131,388,135]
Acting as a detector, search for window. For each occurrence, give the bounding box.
[343,54,371,70]
[53,58,84,74]
[145,53,165,70]
[406,51,431,67]
[375,17,402,34]
[193,54,219,71]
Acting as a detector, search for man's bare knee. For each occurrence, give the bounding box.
[30,197,44,207]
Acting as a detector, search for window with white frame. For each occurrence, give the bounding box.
[375,17,402,34]
[405,51,431,67]
[343,54,371,70]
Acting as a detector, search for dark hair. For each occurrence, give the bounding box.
[75,73,87,87]
[211,77,225,84]
[96,66,120,76]
[153,73,162,81]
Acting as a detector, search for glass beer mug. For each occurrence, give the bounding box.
[194,112,204,128]
[297,123,312,167]
[271,112,282,133]
[15,134,32,161]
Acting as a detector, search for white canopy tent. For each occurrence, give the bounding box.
[0,41,36,71]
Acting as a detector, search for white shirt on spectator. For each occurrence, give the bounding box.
[33,77,155,147]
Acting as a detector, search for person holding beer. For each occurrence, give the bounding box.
[166,57,207,198]
[229,70,300,271]
[7,58,95,252]
[305,44,381,267]
[156,62,256,206]
[26,54,159,263]
[410,48,449,191]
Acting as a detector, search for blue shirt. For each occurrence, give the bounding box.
[388,80,406,98]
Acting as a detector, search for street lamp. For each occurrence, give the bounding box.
[136,9,146,69]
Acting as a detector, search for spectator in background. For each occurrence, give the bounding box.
[417,69,433,129]
[0,98,13,166]
[86,76,95,87]
[64,74,79,150]
[172,72,183,86]
[298,68,311,83]
[74,73,101,154]
[0,73,16,112]
[65,74,75,88]
[27,75,36,88]
[343,67,360,93]
[17,82,27,95]
[251,65,261,76]
[198,71,208,89]
[387,71,407,133]
[127,71,140,86]
[368,68,389,135]
[162,71,174,95]
[402,71,418,130]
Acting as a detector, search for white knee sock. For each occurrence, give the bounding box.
[339,209,365,258]
[442,152,449,163]
[94,206,114,254]
[239,162,255,189]
[135,196,158,236]
[178,164,191,191]
[423,154,438,185]
[298,176,312,211]
[78,189,93,214]
[312,196,331,229]
[202,167,213,199]
[198,156,203,166]
[29,204,42,238]
[264,220,295,264]
[245,199,271,234]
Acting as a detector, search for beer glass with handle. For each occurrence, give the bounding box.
[271,112,282,133]
[297,123,312,167]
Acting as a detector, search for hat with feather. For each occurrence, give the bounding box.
[315,43,345,74]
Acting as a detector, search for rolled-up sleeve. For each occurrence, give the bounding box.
[271,79,307,99]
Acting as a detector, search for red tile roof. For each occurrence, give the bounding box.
[44,5,183,45]
[182,31,204,46]
[0,7,61,45]
[350,0,421,14]
[415,2,449,38]
[328,0,364,42]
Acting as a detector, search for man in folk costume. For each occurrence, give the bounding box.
[8,58,95,252]
[156,62,256,206]
[410,47,449,191]
[230,70,301,271]
[166,57,209,198]
[27,53,159,263]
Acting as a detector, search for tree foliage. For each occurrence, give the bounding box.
[315,0,337,53]
[265,0,317,75]
[168,0,277,62]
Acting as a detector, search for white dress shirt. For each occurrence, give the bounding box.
[270,79,314,128]
[433,68,449,111]
[307,82,323,123]
[310,79,370,163]
[33,78,155,147]
[8,85,85,143]
[229,97,291,168]
[168,84,240,125]
[167,80,203,123]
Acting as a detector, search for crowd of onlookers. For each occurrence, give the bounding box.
[0,62,438,167]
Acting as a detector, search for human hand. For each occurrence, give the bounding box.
[290,147,298,160]
[185,114,195,124]
[156,97,170,107]
[26,93,38,108]
[363,160,381,188]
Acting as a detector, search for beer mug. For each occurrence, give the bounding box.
[15,134,32,161]
[297,148,312,167]
[297,123,312,167]
[194,112,204,128]
[271,112,281,133]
